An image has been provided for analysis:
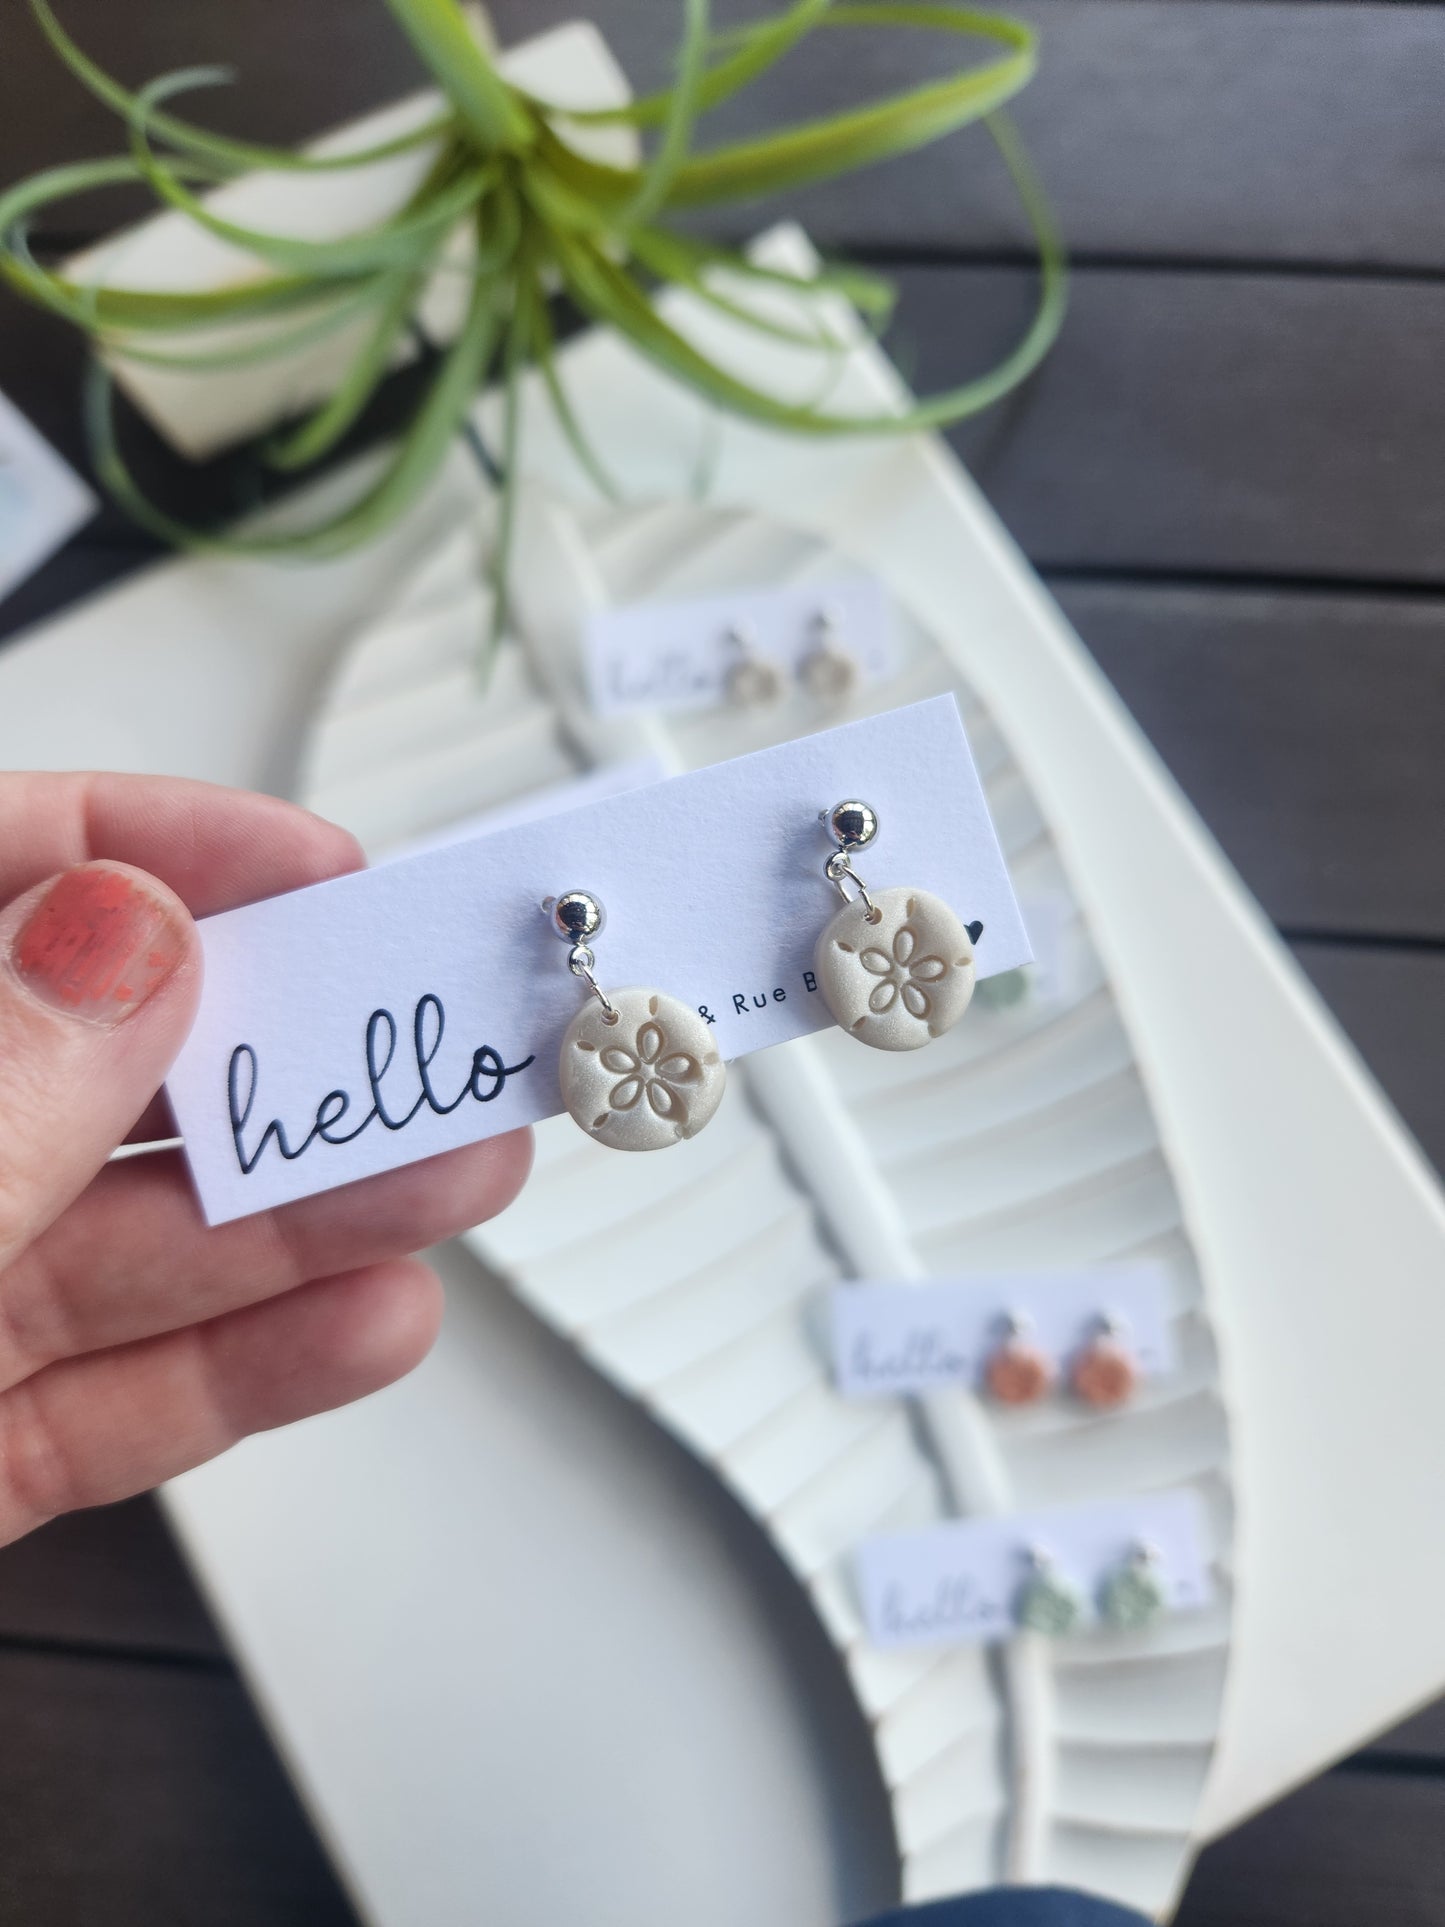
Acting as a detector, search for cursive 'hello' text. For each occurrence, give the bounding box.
[228,993,535,1176]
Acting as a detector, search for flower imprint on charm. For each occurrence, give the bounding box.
[840,902,950,1030]
[577,997,705,1138]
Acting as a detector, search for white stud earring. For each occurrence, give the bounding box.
[812,800,980,1051]
[722,621,782,708]
[797,604,859,707]
[1100,1539,1167,1630]
[545,890,726,1152]
[1016,1543,1082,1636]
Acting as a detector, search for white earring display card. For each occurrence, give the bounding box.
[831,1267,1175,1400]
[856,1491,1213,1651]
[166,697,1030,1223]
[379,757,671,863]
[0,390,95,605]
[584,573,895,716]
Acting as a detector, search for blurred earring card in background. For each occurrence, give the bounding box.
[856,1491,1212,1651]
[0,390,95,607]
[831,1268,1174,1401]
[584,573,896,717]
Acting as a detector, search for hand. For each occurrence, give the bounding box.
[0,772,531,1546]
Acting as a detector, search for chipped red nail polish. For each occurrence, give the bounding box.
[11,866,186,1023]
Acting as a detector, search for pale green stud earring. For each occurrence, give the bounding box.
[1015,1543,1082,1637]
[1100,1539,1167,1630]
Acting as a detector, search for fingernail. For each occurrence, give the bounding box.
[11,866,188,1025]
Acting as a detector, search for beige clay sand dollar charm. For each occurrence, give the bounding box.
[814,801,976,1052]
[544,890,725,1152]
[561,986,725,1151]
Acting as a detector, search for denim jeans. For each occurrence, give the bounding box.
[857,1889,1150,1927]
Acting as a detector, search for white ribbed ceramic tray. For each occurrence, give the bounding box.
[298,488,1235,1917]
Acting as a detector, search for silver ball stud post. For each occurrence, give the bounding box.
[823,799,879,853]
[545,890,606,945]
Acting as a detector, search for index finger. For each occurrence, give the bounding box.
[0,772,364,915]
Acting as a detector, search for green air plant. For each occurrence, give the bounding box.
[0,0,1065,656]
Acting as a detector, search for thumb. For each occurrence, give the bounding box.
[0,862,200,1271]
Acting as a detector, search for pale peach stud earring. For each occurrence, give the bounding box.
[983,1310,1054,1406]
[1070,1312,1139,1410]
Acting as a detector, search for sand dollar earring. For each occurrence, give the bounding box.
[797,603,859,707]
[545,890,725,1152]
[814,801,978,1051]
[722,621,783,708]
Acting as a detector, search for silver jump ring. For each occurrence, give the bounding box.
[824,849,878,919]
[567,943,616,1019]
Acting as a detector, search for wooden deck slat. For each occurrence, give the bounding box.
[5,2,1445,271]
[679,0,1445,272]
[0,280,102,479]
[0,1645,358,1927]
[0,2,427,225]
[10,546,1443,953]
[1359,1697,1445,1765]
[1057,580,1445,942]
[1289,941,1445,1180]
[1176,1768,1445,1926]
[0,540,160,646]
[14,263,1445,589]
[0,1497,221,1658]
[901,265,1445,586]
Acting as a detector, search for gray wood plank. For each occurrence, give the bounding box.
[0,1497,222,1658]
[0,1,427,223]
[7,553,1442,949]
[899,264,1445,583]
[0,264,445,557]
[7,2,1445,270]
[20,267,1399,598]
[1177,1767,1445,1926]
[0,1645,357,1927]
[1358,1694,1445,1764]
[8,12,1445,587]
[6,368,1444,949]
[673,0,1445,272]
[1289,940,1445,1180]
[1056,580,1445,940]
[14,265,1445,591]
[0,275,114,477]
[0,539,158,644]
